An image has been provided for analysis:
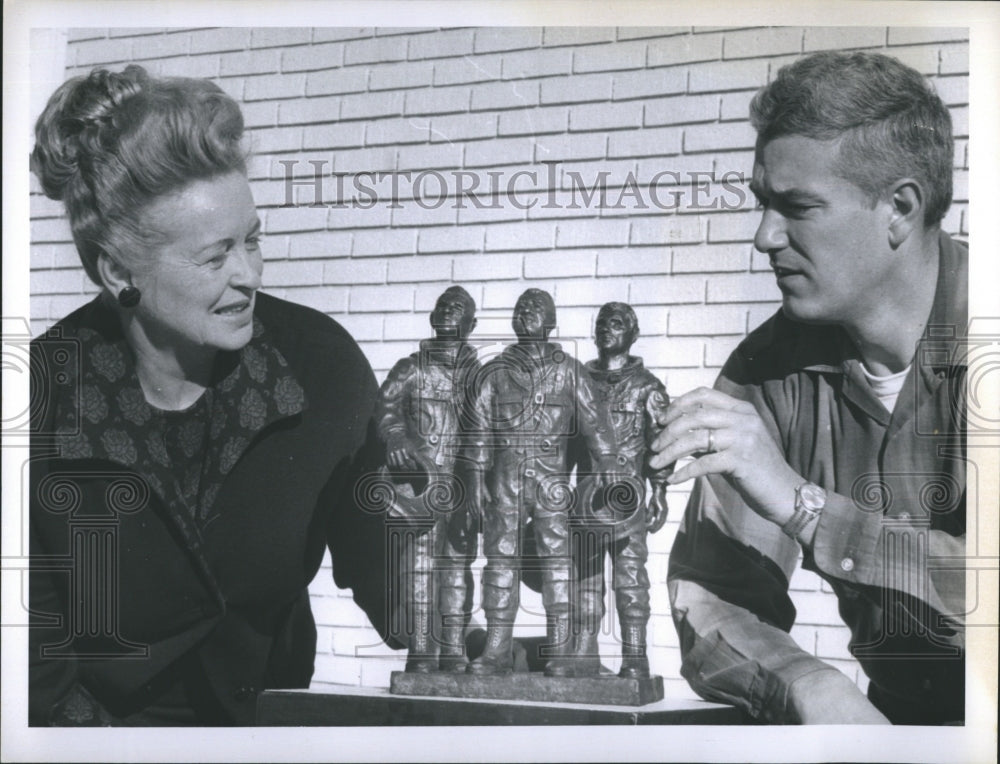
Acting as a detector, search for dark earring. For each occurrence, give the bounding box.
[117,286,141,308]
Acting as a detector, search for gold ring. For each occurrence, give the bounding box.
[707,430,715,453]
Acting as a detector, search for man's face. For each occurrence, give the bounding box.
[430,292,474,339]
[594,307,635,356]
[751,134,896,326]
[512,292,553,340]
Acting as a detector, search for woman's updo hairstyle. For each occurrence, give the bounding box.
[31,65,247,285]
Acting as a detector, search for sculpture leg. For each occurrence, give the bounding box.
[405,526,438,673]
[614,533,651,679]
[571,525,608,677]
[437,512,478,673]
[467,564,518,675]
[468,480,521,676]
[535,504,575,677]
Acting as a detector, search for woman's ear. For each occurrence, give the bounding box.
[887,179,924,249]
[95,251,133,295]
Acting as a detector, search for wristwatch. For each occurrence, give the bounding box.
[782,482,827,540]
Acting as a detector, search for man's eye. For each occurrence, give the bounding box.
[785,203,816,217]
[246,235,262,250]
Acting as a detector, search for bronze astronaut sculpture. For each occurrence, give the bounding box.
[467,288,620,677]
[571,302,670,679]
[376,286,482,672]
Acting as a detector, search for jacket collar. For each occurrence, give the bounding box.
[417,338,477,368]
[585,355,646,384]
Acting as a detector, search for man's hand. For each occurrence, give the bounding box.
[646,482,668,533]
[647,387,803,528]
[385,432,418,471]
[594,452,628,487]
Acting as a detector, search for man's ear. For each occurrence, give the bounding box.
[887,179,924,248]
[95,252,133,295]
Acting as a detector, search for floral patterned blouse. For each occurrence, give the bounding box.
[48,300,307,534]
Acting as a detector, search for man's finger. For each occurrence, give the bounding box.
[666,451,729,484]
[649,428,717,470]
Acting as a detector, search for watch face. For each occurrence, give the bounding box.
[799,483,828,511]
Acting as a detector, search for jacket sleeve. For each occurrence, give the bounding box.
[807,490,965,624]
[29,337,120,725]
[375,357,415,443]
[30,502,119,726]
[667,357,842,723]
[669,474,841,723]
[464,361,495,472]
[326,345,406,650]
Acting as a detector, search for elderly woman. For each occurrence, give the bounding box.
[29,65,395,725]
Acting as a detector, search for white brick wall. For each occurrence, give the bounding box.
[29,27,969,700]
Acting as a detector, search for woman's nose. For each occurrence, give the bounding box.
[231,245,263,291]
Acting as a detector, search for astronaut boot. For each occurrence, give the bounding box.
[618,620,650,679]
[467,614,515,676]
[437,622,468,673]
[571,625,602,677]
[404,606,437,674]
[543,612,575,678]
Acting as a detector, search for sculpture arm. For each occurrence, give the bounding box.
[375,357,419,469]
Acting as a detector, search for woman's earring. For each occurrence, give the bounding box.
[117,286,141,308]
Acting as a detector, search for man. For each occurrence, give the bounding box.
[376,286,482,672]
[571,302,671,679]
[467,288,620,677]
[650,51,966,724]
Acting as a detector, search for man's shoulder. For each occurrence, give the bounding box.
[724,309,842,385]
[385,352,421,381]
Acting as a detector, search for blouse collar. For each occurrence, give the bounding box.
[47,297,307,531]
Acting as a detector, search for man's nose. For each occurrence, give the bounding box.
[753,207,788,253]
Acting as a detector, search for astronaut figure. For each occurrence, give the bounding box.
[572,302,671,679]
[467,289,620,677]
[376,286,482,672]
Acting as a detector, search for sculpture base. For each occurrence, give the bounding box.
[257,685,742,725]
[390,670,664,706]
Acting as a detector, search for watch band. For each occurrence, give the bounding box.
[782,482,827,540]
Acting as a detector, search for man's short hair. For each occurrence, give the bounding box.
[749,51,954,226]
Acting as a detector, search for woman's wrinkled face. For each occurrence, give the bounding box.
[130,172,263,357]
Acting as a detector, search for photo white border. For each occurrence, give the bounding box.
[3,2,997,762]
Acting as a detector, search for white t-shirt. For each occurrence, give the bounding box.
[860,363,911,413]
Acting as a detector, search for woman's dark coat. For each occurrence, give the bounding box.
[29,293,399,725]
